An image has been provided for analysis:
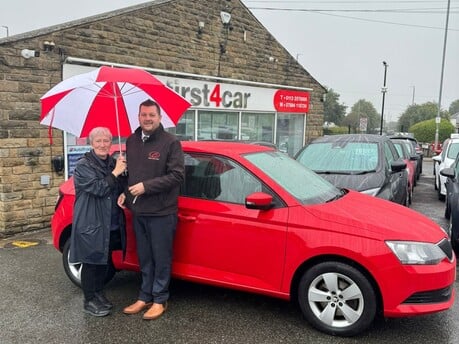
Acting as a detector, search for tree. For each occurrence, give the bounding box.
[409,118,454,143]
[398,102,448,132]
[343,99,380,133]
[449,99,459,115]
[323,88,347,125]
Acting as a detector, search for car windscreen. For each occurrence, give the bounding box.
[245,151,342,205]
[392,142,407,159]
[296,141,379,173]
[447,142,459,160]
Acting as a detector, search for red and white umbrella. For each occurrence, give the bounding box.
[40,66,192,143]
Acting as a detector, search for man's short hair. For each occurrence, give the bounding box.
[139,99,161,115]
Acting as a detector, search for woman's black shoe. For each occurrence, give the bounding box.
[84,298,110,317]
[94,292,113,309]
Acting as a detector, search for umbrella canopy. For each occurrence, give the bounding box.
[40,66,192,141]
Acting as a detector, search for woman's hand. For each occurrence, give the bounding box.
[112,155,127,177]
[117,193,126,209]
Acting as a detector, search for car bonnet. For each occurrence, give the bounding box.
[304,190,446,243]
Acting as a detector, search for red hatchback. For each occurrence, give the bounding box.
[51,141,456,336]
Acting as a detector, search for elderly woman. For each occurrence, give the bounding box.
[69,127,127,317]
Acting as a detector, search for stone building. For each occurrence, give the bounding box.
[0,0,326,236]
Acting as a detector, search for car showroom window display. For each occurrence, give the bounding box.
[51,141,455,337]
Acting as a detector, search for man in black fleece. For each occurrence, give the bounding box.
[117,99,184,320]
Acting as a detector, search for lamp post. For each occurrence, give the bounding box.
[379,61,388,135]
[434,0,451,150]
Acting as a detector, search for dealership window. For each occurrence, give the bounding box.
[276,113,305,156]
[197,110,239,140]
[241,112,274,142]
[174,110,195,141]
[174,110,304,156]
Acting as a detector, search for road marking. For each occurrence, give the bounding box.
[10,240,39,248]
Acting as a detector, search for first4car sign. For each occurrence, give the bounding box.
[162,77,310,113]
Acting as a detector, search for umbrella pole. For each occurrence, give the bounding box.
[112,82,123,155]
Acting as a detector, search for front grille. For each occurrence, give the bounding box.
[403,286,453,304]
[438,238,454,261]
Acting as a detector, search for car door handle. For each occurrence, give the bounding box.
[178,214,197,222]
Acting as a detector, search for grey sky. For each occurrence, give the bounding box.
[1,0,458,121]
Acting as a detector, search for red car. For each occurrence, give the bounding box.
[51,141,455,336]
[391,138,417,204]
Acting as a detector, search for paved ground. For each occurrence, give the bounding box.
[0,157,458,344]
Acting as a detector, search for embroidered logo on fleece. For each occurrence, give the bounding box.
[148,151,160,160]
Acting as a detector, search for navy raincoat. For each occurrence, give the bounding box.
[69,151,125,265]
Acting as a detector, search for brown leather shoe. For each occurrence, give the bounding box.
[142,302,167,320]
[123,300,153,315]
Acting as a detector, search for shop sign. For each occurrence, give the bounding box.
[158,77,310,113]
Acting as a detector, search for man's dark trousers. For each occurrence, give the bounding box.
[133,214,177,304]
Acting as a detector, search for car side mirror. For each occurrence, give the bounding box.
[245,192,274,210]
[391,159,406,173]
[440,167,455,179]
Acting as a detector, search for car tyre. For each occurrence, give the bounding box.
[438,177,445,201]
[408,185,413,206]
[298,261,376,337]
[62,239,116,288]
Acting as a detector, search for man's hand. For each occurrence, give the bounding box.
[128,182,145,197]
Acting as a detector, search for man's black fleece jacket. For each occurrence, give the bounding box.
[125,124,185,216]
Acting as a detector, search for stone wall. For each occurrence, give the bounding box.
[0,0,325,235]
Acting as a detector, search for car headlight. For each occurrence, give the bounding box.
[386,241,447,265]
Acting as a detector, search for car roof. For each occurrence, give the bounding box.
[310,134,390,144]
[181,141,275,156]
[388,135,418,143]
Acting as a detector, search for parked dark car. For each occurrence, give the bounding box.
[295,134,409,205]
[440,157,459,253]
[389,135,423,180]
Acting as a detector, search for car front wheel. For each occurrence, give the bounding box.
[62,239,116,288]
[298,261,377,337]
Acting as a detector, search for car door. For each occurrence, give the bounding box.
[173,152,289,293]
[384,141,407,205]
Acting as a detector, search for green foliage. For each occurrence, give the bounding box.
[409,118,454,143]
[343,99,380,133]
[398,102,448,132]
[450,99,459,115]
[323,126,350,135]
[323,88,347,125]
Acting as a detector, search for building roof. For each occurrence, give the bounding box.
[0,1,168,44]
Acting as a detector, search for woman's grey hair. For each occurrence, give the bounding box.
[88,127,112,144]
